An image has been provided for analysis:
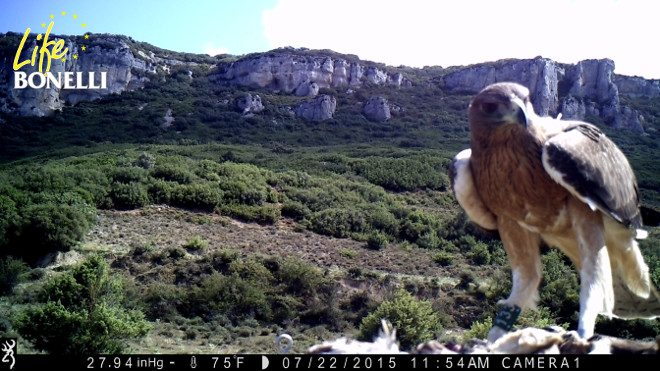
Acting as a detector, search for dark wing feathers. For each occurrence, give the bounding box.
[542,122,642,229]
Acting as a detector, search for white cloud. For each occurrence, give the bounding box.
[262,0,660,78]
[203,42,230,56]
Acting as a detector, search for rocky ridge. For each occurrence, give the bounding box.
[1,33,659,131]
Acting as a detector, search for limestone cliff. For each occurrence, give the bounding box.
[441,57,651,131]
[1,32,658,133]
[0,33,196,116]
[208,49,412,95]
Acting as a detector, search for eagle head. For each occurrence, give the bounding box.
[468,82,532,131]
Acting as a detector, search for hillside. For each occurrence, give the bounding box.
[0,33,659,354]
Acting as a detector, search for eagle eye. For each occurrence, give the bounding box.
[480,102,499,114]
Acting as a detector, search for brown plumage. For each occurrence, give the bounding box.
[450,82,660,342]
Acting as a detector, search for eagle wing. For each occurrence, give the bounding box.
[449,149,498,231]
[540,121,643,232]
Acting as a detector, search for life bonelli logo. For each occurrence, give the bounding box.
[12,11,107,90]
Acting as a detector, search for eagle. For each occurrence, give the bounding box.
[450,82,660,342]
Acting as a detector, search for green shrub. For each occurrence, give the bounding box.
[187,271,272,322]
[183,235,208,251]
[366,231,389,250]
[0,194,18,246]
[462,316,492,342]
[218,204,281,224]
[358,289,440,350]
[310,208,367,238]
[416,230,441,249]
[433,252,454,267]
[137,152,156,169]
[152,164,195,184]
[0,256,29,295]
[110,182,151,209]
[14,203,94,263]
[13,255,151,354]
[111,167,149,183]
[171,183,224,211]
[280,200,311,221]
[466,242,491,265]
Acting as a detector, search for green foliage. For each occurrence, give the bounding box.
[463,316,492,342]
[353,156,450,192]
[358,289,440,350]
[466,242,491,265]
[12,255,151,354]
[183,235,208,251]
[183,254,338,327]
[14,202,95,263]
[110,182,151,209]
[433,252,454,266]
[366,231,389,250]
[310,208,367,238]
[0,256,29,295]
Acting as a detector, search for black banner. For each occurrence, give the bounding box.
[2,354,656,370]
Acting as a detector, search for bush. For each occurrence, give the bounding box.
[151,164,195,184]
[171,183,224,211]
[0,256,29,295]
[183,235,208,251]
[217,204,281,224]
[358,289,440,350]
[13,255,151,354]
[14,203,94,263]
[310,208,367,238]
[433,252,454,266]
[366,231,389,250]
[466,242,491,265]
[110,182,151,209]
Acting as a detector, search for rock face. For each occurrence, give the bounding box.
[209,51,412,94]
[362,96,391,122]
[236,93,264,115]
[442,57,648,131]
[1,33,658,133]
[295,94,336,121]
[0,34,193,116]
[442,57,562,117]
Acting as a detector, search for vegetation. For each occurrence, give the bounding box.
[0,36,659,353]
[12,255,151,354]
[358,289,440,350]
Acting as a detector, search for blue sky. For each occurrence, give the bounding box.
[2,0,659,79]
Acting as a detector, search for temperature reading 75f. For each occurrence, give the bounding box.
[212,356,244,369]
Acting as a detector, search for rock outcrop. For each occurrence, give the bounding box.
[442,57,648,131]
[208,50,412,94]
[295,94,336,121]
[1,32,658,133]
[442,57,562,117]
[362,96,391,122]
[236,93,264,115]
[1,33,195,116]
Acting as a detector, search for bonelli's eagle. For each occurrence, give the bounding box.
[450,82,660,342]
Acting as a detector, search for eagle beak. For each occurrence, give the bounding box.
[511,97,529,128]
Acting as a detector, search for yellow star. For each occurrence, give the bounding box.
[81,46,86,51]
[85,34,89,39]
[73,14,77,19]
[62,58,66,63]
[82,23,86,27]
[62,11,66,16]
[50,15,54,19]
[73,55,78,59]
[41,23,46,27]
